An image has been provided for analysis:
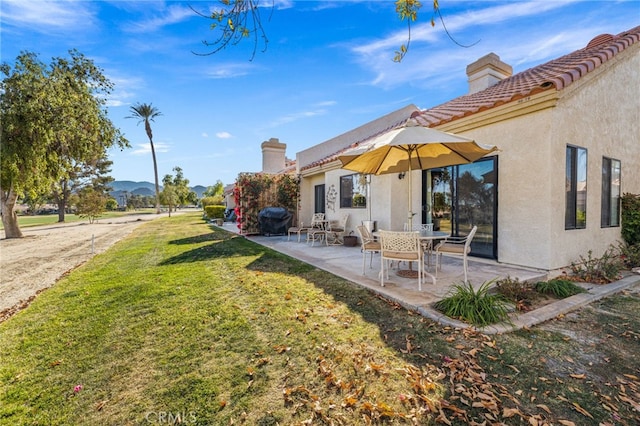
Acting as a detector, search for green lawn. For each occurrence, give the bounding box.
[1,212,638,425]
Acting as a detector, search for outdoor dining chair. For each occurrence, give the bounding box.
[325,213,349,245]
[356,225,381,275]
[306,213,331,246]
[379,230,423,291]
[288,213,324,242]
[434,225,478,283]
[403,223,436,266]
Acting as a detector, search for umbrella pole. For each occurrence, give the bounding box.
[407,148,413,229]
[367,174,372,221]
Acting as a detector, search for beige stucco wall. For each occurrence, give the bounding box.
[545,44,640,270]
[442,43,639,271]
[297,44,638,272]
[299,167,424,236]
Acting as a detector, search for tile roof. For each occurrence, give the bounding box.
[412,25,640,127]
[300,25,640,172]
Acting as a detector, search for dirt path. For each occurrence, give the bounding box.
[0,212,184,321]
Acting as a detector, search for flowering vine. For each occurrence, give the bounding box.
[233,173,300,234]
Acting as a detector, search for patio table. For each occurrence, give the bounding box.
[375,230,448,282]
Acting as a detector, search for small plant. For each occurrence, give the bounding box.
[496,276,538,311]
[618,241,640,269]
[434,280,512,327]
[569,247,623,283]
[535,278,586,298]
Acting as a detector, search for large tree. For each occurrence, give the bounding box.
[162,167,196,212]
[51,154,116,222]
[127,103,162,214]
[0,50,128,238]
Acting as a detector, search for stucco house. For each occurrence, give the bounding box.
[293,25,639,274]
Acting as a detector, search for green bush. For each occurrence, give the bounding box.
[204,205,225,220]
[434,280,512,327]
[621,193,640,247]
[495,276,538,311]
[201,196,224,208]
[569,247,623,283]
[618,241,640,268]
[535,279,585,298]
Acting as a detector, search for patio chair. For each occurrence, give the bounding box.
[434,225,477,283]
[306,213,330,246]
[288,213,324,242]
[403,223,435,266]
[379,230,423,291]
[356,225,381,275]
[325,213,349,245]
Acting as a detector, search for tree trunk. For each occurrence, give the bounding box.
[150,141,161,214]
[1,186,24,239]
[57,197,66,222]
[144,120,161,215]
[57,180,68,222]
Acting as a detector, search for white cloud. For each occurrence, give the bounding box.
[131,142,170,155]
[314,100,337,107]
[202,62,256,79]
[216,132,233,139]
[202,132,209,138]
[123,4,195,33]
[349,0,584,89]
[1,0,97,31]
[267,108,328,128]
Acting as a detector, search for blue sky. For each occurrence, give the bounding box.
[2,1,639,187]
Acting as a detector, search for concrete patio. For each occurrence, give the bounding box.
[219,222,640,334]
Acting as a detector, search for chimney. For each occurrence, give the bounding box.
[261,138,286,173]
[466,53,512,94]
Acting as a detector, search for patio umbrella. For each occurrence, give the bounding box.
[338,120,498,228]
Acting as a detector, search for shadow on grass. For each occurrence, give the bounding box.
[242,243,455,368]
[161,228,266,265]
[162,225,451,366]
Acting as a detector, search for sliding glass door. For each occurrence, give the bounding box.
[423,156,498,259]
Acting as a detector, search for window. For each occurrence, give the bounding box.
[601,157,621,227]
[314,184,325,214]
[565,145,587,229]
[340,174,367,208]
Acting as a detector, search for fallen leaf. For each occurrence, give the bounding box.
[558,420,576,426]
[536,404,551,414]
[569,373,585,379]
[502,407,521,418]
[572,402,593,418]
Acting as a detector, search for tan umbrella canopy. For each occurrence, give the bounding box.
[338,121,498,228]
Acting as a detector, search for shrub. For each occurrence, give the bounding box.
[434,280,512,327]
[569,247,623,283]
[621,193,640,247]
[495,276,538,311]
[618,241,640,269]
[201,196,224,208]
[204,205,225,220]
[535,279,585,298]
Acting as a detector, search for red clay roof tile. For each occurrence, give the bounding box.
[412,25,640,127]
[300,26,640,172]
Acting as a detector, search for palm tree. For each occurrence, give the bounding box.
[127,103,162,214]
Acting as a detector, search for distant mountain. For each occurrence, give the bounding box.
[191,185,207,199]
[110,180,157,192]
[109,181,208,200]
